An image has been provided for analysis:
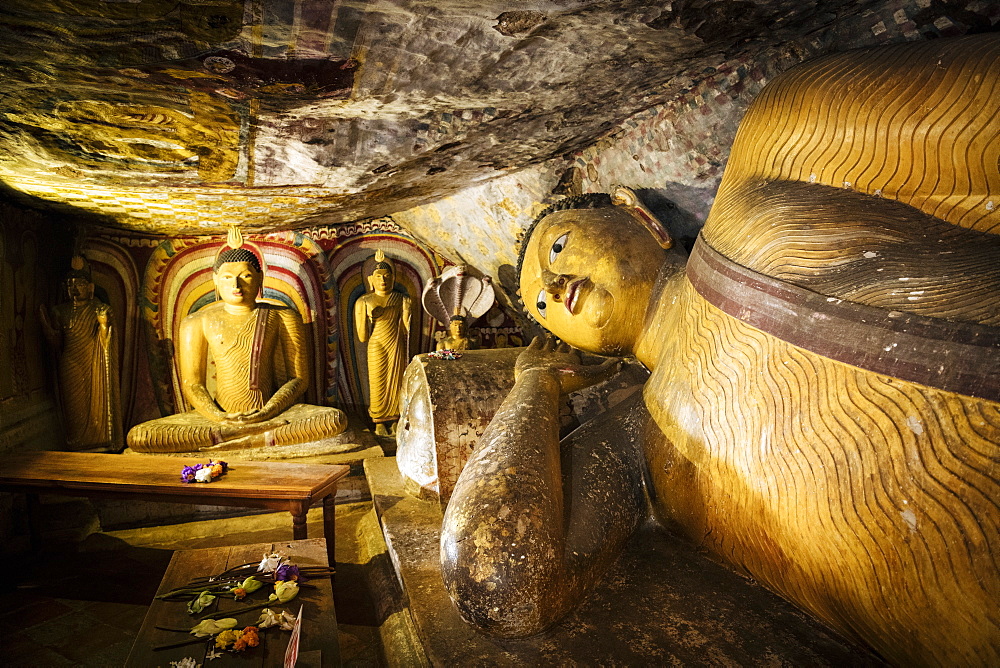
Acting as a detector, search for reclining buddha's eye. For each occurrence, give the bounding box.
[549,233,569,265]
[535,289,547,319]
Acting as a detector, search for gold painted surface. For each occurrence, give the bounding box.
[40,266,122,451]
[355,250,412,434]
[6,94,240,181]
[442,36,1000,663]
[128,256,347,453]
[0,178,349,236]
[714,35,1000,234]
[642,278,999,665]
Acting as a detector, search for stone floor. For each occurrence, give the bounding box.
[0,502,387,667]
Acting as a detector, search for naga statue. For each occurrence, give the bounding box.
[127,228,348,452]
[440,35,1000,665]
[422,264,495,352]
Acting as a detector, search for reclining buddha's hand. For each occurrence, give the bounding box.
[515,335,621,395]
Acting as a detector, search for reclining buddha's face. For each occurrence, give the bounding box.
[519,206,665,355]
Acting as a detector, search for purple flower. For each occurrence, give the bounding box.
[181,465,196,483]
[274,564,305,583]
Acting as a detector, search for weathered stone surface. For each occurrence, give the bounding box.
[0,0,993,246]
[366,455,882,666]
[396,348,647,504]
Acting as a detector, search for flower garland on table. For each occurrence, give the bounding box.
[180,459,228,483]
[153,551,331,656]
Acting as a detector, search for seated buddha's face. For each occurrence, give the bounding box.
[214,260,263,308]
[520,206,665,355]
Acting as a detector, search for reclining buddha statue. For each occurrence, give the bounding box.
[440,35,1000,665]
[127,228,348,453]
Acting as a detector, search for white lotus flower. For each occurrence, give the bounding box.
[187,590,216,614]
[257,607,298,630]
[269,580,299,604]
[190,618,238,637]
[257,551,287,573]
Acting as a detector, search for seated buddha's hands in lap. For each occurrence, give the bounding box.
[516,335,621,395]
[221,405,286,425]
[221,410,265,424]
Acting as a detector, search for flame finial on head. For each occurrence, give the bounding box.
[226,225,244,250]
[215,225,262,272]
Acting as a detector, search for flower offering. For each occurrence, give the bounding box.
[428,349,462,360]
[180,459,228,483]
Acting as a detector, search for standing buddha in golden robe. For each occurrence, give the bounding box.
[355,249,412,437]
[40,256,121,451]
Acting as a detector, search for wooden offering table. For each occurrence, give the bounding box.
[127,539,339,667]
[0,451,349,566]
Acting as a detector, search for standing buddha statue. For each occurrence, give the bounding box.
[354,249,412,437]
[40,256,122,451]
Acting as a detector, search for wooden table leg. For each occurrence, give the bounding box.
[26,493,40,551]
[291,501,308,540]
[323,494,336,571]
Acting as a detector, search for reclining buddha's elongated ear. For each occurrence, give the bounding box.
[611,185,673,249]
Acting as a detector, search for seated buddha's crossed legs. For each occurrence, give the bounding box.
[127,404,347,453]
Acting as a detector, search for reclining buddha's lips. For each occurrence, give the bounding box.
[564,277,588,313]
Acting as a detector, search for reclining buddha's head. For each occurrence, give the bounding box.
[517,189,671,356]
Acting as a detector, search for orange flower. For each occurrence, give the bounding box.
[232,587,247,600]
[211,463,224,478]
[233,626,260,651]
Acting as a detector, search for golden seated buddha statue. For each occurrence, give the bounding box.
[127,231,348,453]
[436,316,475,351]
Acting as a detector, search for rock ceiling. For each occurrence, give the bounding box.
[0,0,953,236]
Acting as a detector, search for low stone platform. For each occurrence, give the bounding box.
[365,456,884,666]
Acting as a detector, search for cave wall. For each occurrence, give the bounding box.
[0,203,67,456]
[392,0,1000,311]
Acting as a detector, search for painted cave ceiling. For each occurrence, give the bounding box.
[0,1,990,237]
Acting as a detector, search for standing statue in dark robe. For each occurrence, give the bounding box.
[40,256,121,451]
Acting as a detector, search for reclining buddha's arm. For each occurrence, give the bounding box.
[440,337,641,638]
